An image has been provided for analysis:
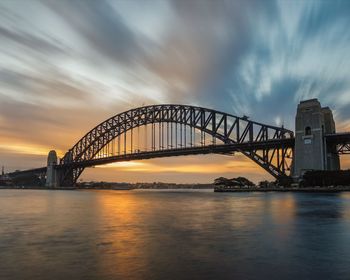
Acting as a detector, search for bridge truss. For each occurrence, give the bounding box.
[325,133,350,154]
[337,144,350,154]
[58,105,294,186]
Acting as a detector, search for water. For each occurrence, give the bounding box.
[1,189,350,280]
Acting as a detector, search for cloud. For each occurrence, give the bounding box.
[218,0,350,129]
[0,68,98,106]
[0,26,67,55]
[1,0,350,180]
[45,0,145,66]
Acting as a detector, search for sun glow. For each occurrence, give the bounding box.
[0,142,56,156]
[94,157,263,175]
[97,162,146,168]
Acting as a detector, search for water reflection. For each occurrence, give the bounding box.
[0,190,350,280]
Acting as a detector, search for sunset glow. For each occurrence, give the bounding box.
[1,0,350,183]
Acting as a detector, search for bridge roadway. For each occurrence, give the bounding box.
[325,133,350,154]
[8,167,47,177]
[3,138,294,184]
[6,138,294,178]
[8,133,350,178]
[58,138,294,169]
[325,133,350,144]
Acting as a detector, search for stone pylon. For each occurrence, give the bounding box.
[293,99,340,178]
[45,150,59,188]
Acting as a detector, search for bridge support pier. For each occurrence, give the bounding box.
[293,99,340,178]
[45,150,60,188]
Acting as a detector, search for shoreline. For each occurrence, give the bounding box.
[214,187,350,192]
[2,186,350,192]
[0,186,77,190]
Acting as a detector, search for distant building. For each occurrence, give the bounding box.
[0,166,13,186]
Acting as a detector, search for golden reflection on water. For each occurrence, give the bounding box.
[224,195,266,228]
[94,191,150,278]
[340,192,350,220]
[1,190,350,280]
[265,193,297,243]
[267,193,296,223]
[222,193,296,229]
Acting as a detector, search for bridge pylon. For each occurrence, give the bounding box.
[293,99,340,178]
[45,150,60,188]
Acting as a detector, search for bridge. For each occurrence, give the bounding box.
[5,99,350,187]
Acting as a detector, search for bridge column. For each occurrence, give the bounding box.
[293,99,340,178]
[322,107,340,171]
[45,150,59,188]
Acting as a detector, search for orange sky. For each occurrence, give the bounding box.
[1,91,350,184]
[2,132,350,184]
[1,0,350,184]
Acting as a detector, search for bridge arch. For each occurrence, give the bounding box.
[59,104,294,186]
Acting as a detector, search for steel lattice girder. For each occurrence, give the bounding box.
[337,143,350,154]
[59,105,294,186]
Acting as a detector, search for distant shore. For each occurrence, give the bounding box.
[214,186,350,192]
[0,183,214,191]
[0,186,77,190]
[2,185,350,192]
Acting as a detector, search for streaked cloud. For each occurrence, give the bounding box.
[0,0,349,182]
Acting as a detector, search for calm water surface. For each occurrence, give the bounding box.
[1,189,350,280]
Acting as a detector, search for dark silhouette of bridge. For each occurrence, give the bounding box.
[6,101,350,187]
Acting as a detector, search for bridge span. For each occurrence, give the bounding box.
[5,99,350,187]
[60,138,295,169]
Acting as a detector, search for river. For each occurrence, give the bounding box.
[0,189,350,280]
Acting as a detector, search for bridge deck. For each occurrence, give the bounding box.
[10,133,350,178]
[7,167,47,177]
[325,132,350,144]
[59,139,294,169]
[6,139,294,178]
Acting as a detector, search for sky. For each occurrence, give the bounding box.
[0,0,350,183]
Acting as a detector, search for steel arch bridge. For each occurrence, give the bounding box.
[57,104,294,186]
